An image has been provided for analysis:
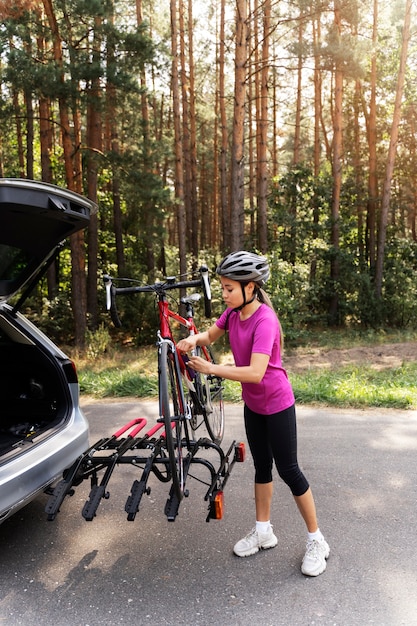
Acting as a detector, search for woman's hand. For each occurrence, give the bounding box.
[177,324,223,357]
[187,355,213,375]
[176,336,197,353]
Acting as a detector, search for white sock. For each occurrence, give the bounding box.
[308,528,324,542]
[256,520,271,534]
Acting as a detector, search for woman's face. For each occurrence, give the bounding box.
[220,276,254,308]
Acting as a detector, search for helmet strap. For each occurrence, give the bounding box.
[233,283,256,312]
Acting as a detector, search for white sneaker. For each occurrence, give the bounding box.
[233,526,278,557]
[301,538,330,576]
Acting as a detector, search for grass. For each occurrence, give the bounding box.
[76,345,244,403]
[290,362,417,409]
[74,331,417,410]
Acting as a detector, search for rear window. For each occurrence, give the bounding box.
[0,244,31,282]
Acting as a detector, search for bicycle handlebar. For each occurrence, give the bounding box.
[104,265,212,328]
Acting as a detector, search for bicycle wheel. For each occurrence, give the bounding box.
[193,346,225,445]
[158,340,186,503]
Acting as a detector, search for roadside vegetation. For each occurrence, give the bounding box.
[75,328,417,410]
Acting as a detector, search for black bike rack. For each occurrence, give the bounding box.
[45,417,245,523]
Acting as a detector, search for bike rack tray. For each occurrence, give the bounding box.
[45,417,245,523]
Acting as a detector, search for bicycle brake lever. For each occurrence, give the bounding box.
[103,274,112,310]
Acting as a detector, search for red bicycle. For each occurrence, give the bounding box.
[103,266,225,512]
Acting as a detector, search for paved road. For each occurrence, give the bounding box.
[1,400,417,626]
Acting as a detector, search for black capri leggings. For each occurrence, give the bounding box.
[244,404,309,497]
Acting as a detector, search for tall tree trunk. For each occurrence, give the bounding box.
[256,0,270,253]
[351,20,365,267]
[230,0,248,251]
[70,79,87,346]
[366,0,378,272]
[271,53,278,178]
[293,11,304,166]
[212,58,219,249]
[42,0,87,348]
[171,0,187,274]
[310,10,322,284]
[106,4,125,275]
[25,89,34,179]
[71,94,87,344]
[179,0,191,253]
[219,0,229,251]
[248,59,255,248]
[39,97,57,297]
[188,0,198,262]
[37,15,57,299]
[288,3,305,265]
[137,0,155,276]
[86,16,103,329]
[249,0,257,249]
[39,97,53,182]
[375,0,412,298]
[12,89,25,177]
[328,1,343,325]
[354,79,365,266]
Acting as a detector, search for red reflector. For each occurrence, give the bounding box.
[211,491,224,519]
[235,442,246,462]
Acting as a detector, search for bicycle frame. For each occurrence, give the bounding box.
[157,294,211,382]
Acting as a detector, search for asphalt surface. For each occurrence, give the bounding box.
[1,400,417,626]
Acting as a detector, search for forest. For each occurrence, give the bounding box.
[0,0,416,348]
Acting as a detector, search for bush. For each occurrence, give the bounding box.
[85,324,112,359]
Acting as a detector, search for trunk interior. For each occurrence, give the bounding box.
[0,324,68,457]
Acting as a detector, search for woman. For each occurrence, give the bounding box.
[177,251,329,576]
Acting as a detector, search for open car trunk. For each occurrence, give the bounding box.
[0,314,71,458]
[0,179,94,522]
[0,179,94,460]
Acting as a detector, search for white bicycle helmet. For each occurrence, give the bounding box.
[216,251,270,286]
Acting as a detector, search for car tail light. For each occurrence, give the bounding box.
[63,359,78,383]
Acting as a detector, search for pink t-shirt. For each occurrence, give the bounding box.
[216,304,295,415]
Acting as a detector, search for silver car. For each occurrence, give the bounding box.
[0,178,95,523]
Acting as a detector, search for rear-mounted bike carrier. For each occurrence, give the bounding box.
[45,418,245,523]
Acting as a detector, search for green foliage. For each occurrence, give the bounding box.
[267,254,311,334]
[85,324,112,359]
[26,295,75,344]
[269,164,332,265]
[381,236,417,327]
[267,164,417,336]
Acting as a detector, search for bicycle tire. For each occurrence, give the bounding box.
[192,346,225,444]
[158,341,185,502]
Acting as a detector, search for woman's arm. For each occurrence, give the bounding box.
[187,351,270,384]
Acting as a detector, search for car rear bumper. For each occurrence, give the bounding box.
[0,406,89,523]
